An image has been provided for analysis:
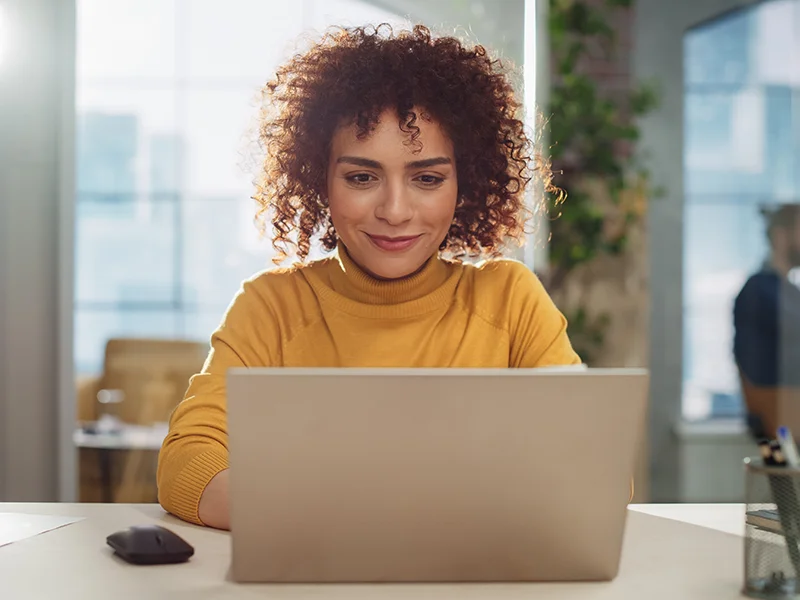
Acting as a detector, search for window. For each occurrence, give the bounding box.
[74,0,528,375]
[682,0,800,420]
[74,1,405,374]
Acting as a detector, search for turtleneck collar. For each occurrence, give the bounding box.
[302,242,461,319]
[329,243,451,305]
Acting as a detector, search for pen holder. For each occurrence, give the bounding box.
[744,457,800,599]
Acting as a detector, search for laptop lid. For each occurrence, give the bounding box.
[226,368,648,583]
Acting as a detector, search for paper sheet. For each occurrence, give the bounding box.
[0,513,84,547]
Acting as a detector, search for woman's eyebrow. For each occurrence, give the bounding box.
[336,156,382,168]
[336,156,453,169]
[405,157,452,169]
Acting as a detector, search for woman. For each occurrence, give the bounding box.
[157,24,581,530]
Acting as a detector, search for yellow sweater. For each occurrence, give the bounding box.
[157,247,581,524]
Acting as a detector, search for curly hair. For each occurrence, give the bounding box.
[254,23,554,263]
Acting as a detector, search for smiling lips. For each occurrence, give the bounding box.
[366,234,422,252]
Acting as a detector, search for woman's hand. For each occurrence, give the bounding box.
[198,469,231,530]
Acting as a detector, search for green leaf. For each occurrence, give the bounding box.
[564,3,614,39]
[557,41,585,73]
[630,82,661,115]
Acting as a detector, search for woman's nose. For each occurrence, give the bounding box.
[374,182,414,225]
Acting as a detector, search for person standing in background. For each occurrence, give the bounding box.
[734,204,800,436]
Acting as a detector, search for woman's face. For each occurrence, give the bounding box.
[326,108,458,280]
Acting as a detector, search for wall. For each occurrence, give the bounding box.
[677,422,757,502]
[0,0,76,501]
[633,0,758,501]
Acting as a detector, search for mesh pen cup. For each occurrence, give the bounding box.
[744,457,800,599]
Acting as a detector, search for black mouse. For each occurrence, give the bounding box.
[107,524,194,565]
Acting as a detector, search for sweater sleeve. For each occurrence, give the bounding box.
[157,279,277,525]
[506,263,582,368]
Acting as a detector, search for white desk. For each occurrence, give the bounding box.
[0,503,745,599]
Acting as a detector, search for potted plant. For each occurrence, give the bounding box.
[541,0,661,365]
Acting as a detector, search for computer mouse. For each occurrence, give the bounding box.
[107,524,194,565]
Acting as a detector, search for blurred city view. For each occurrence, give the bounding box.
[682,0,800,419]
[75,107,270,373]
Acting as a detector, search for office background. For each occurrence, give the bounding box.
[1,0,798,503]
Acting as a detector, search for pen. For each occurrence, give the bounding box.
[777,426,800,467]
[770,440,787,466]
[761,439,777,465]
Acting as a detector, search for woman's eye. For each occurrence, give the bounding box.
[346,173,375,185]
[417,175,444,186]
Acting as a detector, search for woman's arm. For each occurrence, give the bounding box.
[198,469,231,530]
[156,351,235,527]
[157,279,277,527]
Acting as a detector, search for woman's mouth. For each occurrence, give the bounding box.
[366,234,422,252]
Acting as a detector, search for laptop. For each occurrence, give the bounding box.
[226,367,648,583]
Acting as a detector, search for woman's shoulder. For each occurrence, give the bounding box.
[230,256,334,315]
[246,255,330,286]
[452,256,551,322]
[458,256,543,290]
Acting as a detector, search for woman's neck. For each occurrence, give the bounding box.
[326,242,450,305]
[340,244,431,282]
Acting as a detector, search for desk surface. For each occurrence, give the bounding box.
[0,503,745,599]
